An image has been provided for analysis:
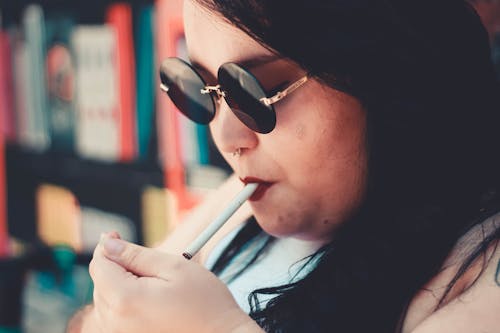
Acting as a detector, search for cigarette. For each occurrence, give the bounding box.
[182,182,258,260]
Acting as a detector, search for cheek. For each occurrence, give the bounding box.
[275,100,365,168]
[269,86,367,198]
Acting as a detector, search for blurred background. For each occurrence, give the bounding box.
[0,0,231,331]
[0,0,498,332]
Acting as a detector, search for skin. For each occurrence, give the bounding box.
[68,1,500,332]
[407,240,500,333]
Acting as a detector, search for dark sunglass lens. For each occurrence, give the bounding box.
[159,58,215,124]
[218,63,276,133]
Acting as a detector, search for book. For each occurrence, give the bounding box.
[45,13,76,153]
[80,206,136,252]
[11,28,31,149]
[22,4,51,151]
[0,12,8,257]
[72,25,120,161]
[0,66,7,256]
[0,29,16,143]
[36,183,137,253]
[135,4,156,160]
[141,186,178,247]
[106,3,137,162]
[36,184,82,251]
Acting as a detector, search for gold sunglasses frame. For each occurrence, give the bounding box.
[160,67,308,108]
[198,75,308,107]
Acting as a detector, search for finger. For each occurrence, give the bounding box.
[100,234,187,280]
[91,232,117,259]
[91,230,125,266]
[107,230,121,239]
[89,248,140,307]
[92,274,137,333]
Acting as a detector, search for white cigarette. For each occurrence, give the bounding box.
[182,183,258,259]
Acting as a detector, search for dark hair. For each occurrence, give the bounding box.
[201,0,500,332]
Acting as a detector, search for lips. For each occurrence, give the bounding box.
[240,177,274,202]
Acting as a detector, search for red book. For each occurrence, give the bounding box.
[0,31,11,256]
[155,0,199,211]
[106,3,137,162]
[0,31,16,143]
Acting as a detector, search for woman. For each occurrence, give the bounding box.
[70,0,500,332]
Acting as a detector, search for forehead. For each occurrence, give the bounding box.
[183,1,275,73]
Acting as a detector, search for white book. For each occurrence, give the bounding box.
[22,4,50,151]
[80,206,136,253]
[72,25,120,161]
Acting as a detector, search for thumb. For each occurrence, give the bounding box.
[101,235,180,279]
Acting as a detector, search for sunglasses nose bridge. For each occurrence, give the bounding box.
[200,84,226,101]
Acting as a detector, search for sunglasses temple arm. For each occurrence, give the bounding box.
[260,75,309,106]
[160,83,170,93]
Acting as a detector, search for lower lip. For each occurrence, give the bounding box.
[249,183,273,202]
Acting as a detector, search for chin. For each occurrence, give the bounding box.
[252,211,302,238]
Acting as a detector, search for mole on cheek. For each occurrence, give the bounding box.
[295,124,306,140]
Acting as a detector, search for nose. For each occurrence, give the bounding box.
[209,98,258,156]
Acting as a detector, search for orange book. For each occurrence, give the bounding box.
[106,3,137,162]
[141,186,179,247]
[36,184,82,251]
[155,0,199,211]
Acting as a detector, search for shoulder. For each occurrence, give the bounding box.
[409,242,500,333]
[406,214,500,333]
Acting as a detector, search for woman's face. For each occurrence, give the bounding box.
[184,1,368,242]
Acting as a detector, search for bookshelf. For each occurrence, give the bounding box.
[0,0,229,251]
[1,0,161,251]
[5,143,164,244]
[0,0,230,330]
[0,0,153,24]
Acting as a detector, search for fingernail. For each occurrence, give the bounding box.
[109,231,121,239]
[103,238,125,256]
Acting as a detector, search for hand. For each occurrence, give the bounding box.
[66,304,98,333]
[88,233,258,333]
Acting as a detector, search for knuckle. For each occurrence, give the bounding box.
[123,246,141,267]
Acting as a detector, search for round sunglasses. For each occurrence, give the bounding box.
[159,57,308,134]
